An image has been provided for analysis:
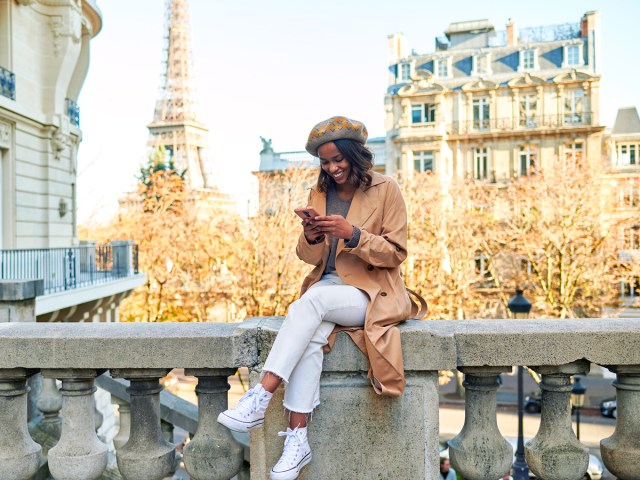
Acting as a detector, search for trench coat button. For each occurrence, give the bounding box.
[380,292,387,297]
[367,265,374,271]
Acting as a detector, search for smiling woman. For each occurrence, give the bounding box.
[217,115,426,480]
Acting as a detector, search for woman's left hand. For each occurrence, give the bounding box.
[313,215,354,240]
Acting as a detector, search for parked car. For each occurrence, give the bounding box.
[524,391,542,414]
[439,438,604,480]
[600,398,617,418]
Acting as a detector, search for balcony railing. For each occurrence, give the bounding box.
[452,112,594,135]
[0,66,15,101]
[65,98,80,126]
[0,242,139,295]
[1,295,639,479]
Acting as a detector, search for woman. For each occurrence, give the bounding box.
[218,116,425,480]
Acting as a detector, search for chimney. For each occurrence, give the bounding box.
[388,32,410,64]
[506,18,518,46]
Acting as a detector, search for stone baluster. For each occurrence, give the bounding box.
[601,365,640,479]
[38,377,63,423]
[0,368,41,480]
[112,397,131,450]
[448,367,512,480]
[526,361,590,480]
[183,368,243,480]
[45,369,108,480]
[111,369,174,480]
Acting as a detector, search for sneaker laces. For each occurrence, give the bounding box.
[276,428,306,467]
[236,388,263,417]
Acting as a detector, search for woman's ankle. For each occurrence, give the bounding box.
[260,371,282,393]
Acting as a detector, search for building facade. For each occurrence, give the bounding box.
[0,0,144,325]
[385,12,604,183]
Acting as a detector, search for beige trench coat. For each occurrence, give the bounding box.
[296,171,424,397]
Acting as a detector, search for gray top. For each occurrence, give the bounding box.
[324,186,361,273]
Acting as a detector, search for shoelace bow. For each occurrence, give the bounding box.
[237,389,261,416]
[276,428,305,466]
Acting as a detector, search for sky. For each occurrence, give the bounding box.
[77,0,640,223]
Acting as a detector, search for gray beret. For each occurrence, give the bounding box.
[305,116,368,156]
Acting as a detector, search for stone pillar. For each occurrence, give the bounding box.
[0,279,43,323]
[111,369,174,480]
[45,370,108,480]
[112,397,131,450]
[183,368,243,480]
[0,368,41,480]
[526,361,590,480]
[448,367,513,480]
[601,365,640,479]
[111,240,133,277]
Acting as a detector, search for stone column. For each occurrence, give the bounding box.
[111,369,174,480]
[526,361,590,480]
[448,367,513,480]
[183,368,243,480]
[112,397,131,450]
[44,369,108,480]
[601,365,640,479]
[0,368,41,480]
[0,279,43,323]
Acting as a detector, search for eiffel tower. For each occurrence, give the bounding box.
[147,0,211,189]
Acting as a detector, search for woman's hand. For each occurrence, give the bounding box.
[302,218,325,243]
[313,215,354,240]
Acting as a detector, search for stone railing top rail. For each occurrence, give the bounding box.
[0,317,638,371]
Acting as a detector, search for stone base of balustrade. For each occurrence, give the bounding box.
[249,318,453,480]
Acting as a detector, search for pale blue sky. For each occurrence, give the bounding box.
[77,0,640,222]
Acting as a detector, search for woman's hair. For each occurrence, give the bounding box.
[316,139,374,193]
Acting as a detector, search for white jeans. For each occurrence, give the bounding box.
[262,273,368,413]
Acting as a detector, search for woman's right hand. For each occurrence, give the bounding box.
[302,218,325,243]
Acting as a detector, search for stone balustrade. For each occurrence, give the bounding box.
[0,317,639,479]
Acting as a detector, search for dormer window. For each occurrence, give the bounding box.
[521,49,536,70]
[436,57,450,78]
[473,53,491,75]
[400,62,412,81]
[563,44,583,67]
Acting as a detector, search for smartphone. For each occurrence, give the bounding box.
[294,207,321,220]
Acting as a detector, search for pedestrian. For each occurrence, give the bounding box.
[217,116,426,479]
[440,458,457,480]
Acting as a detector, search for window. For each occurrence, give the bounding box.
[618,144,639,166]
[522,49,536,70]
[622,277,640,297]
[623,226,640,250]
[474,148,488,179]
[413,151,434,173]
[565,142,584,163]
[519,94,537,127]
[401,63,411,81]
[566,45,580,66]
[436,58,449,77]
[411,103,436,124]
[564,89,584,125]
[619,184,640,208]
[519,145,537,176]
[475,252,491,280]
[473,98,490,130]
[474,54,491,75]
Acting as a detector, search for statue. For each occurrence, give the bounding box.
[260,136,273,154]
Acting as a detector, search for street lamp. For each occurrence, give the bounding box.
[571,377,587,440]
[508,289,532,480]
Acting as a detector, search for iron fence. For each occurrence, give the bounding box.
[0,243,139,295]
[451,112,593,134]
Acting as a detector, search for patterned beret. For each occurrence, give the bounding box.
[305,116,368,156]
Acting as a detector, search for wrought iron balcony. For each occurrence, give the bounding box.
[0,242,139,295]
[451,112,594,135]
[0,66,15,101]
[65,98,80,126]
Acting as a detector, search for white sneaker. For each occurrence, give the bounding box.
[217,384,272,432]
[270,427,312,480]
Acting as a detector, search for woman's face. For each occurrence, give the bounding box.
[318,142,351,186]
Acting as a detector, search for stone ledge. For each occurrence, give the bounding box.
[0,280,44,301]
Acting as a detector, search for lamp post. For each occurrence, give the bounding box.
[508,289,532,480]
[571,377,587,440]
